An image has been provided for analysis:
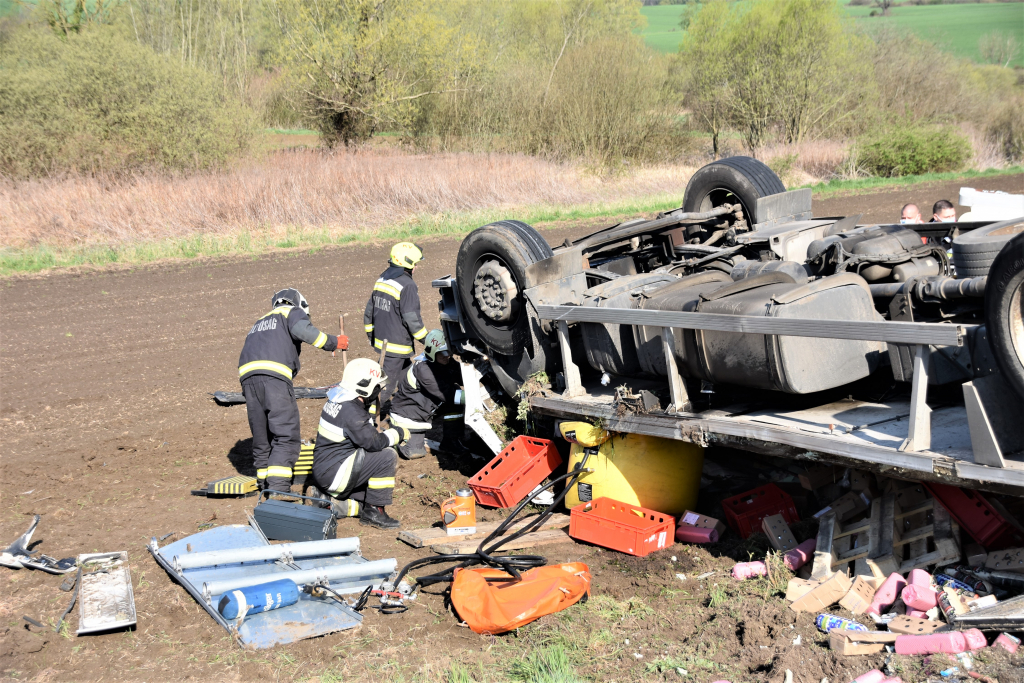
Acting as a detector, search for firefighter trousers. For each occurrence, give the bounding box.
[314,447,398,507]
[242,375,301,492]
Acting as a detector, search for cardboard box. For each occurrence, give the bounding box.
[814,491,871,523]
[678,510,727,539]
[829,630,898,656]
[791,571,852,613]
[888,615,944,635]
[785,577,818,602]
[839,576,877,615]
[849,469,878,495]
[762,513,798,552]
[799,465,840,491]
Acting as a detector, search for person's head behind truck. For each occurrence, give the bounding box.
[932,199,957,223]
[900,203,922,224]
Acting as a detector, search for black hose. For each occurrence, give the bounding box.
[389,450,594,592]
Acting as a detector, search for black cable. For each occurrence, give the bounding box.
[388,448,594,595]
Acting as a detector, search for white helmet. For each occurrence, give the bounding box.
[423,329,449,362]
[272,288,309,316]
[341,358,387,400]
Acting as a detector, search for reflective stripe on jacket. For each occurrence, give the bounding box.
[238,306,338,384]
[363,265,426,358]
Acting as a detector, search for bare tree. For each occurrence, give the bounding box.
[873,0,893,16]
[980,31,1020,69]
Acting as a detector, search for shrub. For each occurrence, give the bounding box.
[860,125,972,177]
[987,96,1024,164]
[0,24,254,179]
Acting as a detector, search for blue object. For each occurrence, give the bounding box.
[935,574,976,594]
[218,578,299,619]
[815,613,867,633]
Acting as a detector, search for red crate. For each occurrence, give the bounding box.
[721,484,799,539]
[468,436,562,508]
[569,497,675,557]
[923,483,1024,550]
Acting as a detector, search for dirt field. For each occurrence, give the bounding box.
[2,176,1022,682]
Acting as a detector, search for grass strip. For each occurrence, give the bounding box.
[0,193,686,277]
[800,166,1023,199]
[3,167,1019,277]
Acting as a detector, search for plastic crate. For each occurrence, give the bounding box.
[924,483,1024,550]
[721,483,799,539]
[468,436,562,508]
[569,497,675,557]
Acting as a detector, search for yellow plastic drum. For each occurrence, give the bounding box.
[560,422,704,516]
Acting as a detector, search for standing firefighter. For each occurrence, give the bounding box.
[238,289,348,494]
[388,330,465,460]
[310,358,409,529]
[364,243,427,407]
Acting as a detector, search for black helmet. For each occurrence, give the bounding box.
[271,288,309,315]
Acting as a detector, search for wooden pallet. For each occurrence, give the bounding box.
[398,513,572,549]
[431,528,573,555]
[810,487,960,581]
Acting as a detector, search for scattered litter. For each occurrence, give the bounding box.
[993,632,1019,653]
[783,539,816,571]
[525,484,555,507]
[815,613,867,633]
[731,561,767,580]
[20,490,34,495]
[939,668,959,678]
[671,556,677,562]
[784,670,793,683]
[77,551,137,635]
[792,634,801,646]
[894,629,987,655]
[22,615,45,629]
[852,669,886,683]
[676,668,687,676]
[676,573,687,582]
[696,571,715,580]
[0,515,76,574]
[633,652,643,660]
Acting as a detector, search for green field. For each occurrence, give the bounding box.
[640,2,1024,67]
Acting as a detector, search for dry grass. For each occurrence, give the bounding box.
[0,148,696,250]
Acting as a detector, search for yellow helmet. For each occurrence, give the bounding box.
[390,242,424,269]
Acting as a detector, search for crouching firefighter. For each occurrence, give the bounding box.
[363,242,427,410]
[239,288,347,494]
[388,329,466,460]
[310,358,410,530]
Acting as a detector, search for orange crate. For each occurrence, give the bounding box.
[468,436,562,508]
[569,497,674,557]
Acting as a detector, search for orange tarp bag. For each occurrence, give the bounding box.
[450,562,591,635]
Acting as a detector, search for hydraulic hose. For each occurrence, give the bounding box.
[389,450,594,591]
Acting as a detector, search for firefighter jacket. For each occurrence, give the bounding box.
[389,359,463,430]
[363,265,427,358]
[312,387,401,493]
[238,306,338,384]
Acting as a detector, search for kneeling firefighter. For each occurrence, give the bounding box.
[388,329,465,459]
[239,288,346,494]
[310,358,410,530]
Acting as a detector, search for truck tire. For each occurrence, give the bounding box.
[953,218,1024,277]
[456,220,553,357]
[985,230,1024,399]
[682,156,786,225]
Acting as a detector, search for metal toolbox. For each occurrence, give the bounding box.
[252,492,337,542]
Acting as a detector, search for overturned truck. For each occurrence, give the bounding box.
[435,157,1024,497]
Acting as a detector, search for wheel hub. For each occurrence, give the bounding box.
[473,260,519,323]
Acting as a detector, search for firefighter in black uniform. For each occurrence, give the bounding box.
[310,358,409,529]
[364,242,427,408]
[238,288,347,494]
[388,329,466,459]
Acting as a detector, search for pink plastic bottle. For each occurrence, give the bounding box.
[901,584,939,611]
[866,572,907,616]
[906,568,931,587]
[784,539,816,571]
[894,629,987,655]
[851,670,886,683]
[993,632,1020,653]
[731,561,767,579]
[905,608,929,619]
[880,678,903,683]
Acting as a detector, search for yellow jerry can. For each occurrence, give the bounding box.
[560,421,703,516]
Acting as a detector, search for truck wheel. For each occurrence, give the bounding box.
[985,231,1024,399]
[456,220,553,358]
[681,156,786,225]
[953,218,1024,278]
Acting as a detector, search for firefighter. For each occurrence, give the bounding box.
[364,242,427,408]
[310,358,409,529]
[388,329,466,459]
[238,288,347,494]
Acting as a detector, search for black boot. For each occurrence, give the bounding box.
[359,505,400,530]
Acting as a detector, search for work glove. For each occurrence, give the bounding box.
[336,334,349,351]
[385,426,411,446]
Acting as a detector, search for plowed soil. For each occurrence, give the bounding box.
[2,176,1022,682]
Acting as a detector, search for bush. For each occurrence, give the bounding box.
[860,125,972,177]
[987,96,1024,164]
[0,24,254,179]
